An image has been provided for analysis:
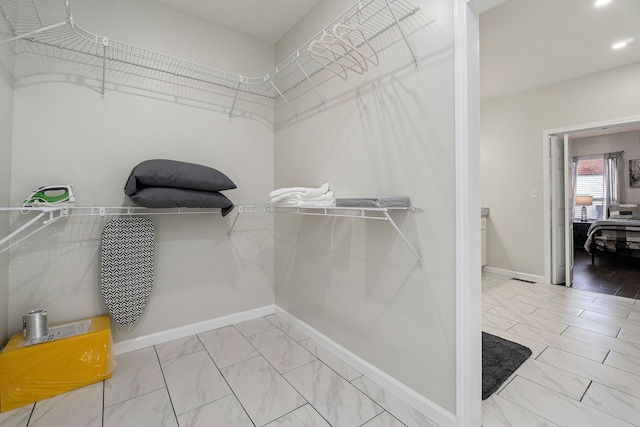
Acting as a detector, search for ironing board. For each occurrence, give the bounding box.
[100,217,155,326]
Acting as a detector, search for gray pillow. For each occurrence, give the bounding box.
[125,159,236,196]
[129,187,234,216]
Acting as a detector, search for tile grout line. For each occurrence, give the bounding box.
[194,332,257,427]
[485,307,570,335]
[251,316,391,426]
[346,378,411,427]
[242,321,333,423]
[24,402,35,427]
[235,320,322,426]
[152,345,180,426]
[101,380,105,427]
[579,380,593,403]
[359,411,408,427]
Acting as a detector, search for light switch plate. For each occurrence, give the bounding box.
[530,188,538,199]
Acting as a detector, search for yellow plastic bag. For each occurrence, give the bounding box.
[0,315,113,412]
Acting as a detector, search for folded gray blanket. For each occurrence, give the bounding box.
[335,197,411,208]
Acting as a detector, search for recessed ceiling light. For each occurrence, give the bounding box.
[612,38,634,49]
[595,0,612,6]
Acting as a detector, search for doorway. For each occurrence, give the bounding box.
[543,116,640,286]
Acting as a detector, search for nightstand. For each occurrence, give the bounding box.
[573,220,594,249]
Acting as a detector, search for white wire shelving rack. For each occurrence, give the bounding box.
[228,204,423,268]
[0,204,423,267]
[0,0,421,117]
[0,205,224,255]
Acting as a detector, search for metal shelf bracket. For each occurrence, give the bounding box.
[267,205,423,268]
[0,206,69,255]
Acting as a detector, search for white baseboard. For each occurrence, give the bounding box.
[274,307,457,427]
[482,266,545,284]
[113,305,275,355]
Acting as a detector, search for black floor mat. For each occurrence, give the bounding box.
[482,332,532,400]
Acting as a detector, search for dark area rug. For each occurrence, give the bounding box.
[482,332,532,400]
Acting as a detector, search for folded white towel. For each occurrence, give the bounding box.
[272,198,336,207]
[270,191,334,204]
[296,199,335,207]
[269,183,330,198]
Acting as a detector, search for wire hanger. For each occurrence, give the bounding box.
[308,29,367,80]
[333,23,379,68]
[308,23,376,80]
[319,31,366,74]
[308,38,350,80]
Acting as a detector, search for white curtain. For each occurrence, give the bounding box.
[603,151,623,217]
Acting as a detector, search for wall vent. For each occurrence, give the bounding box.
[511,277,536,284]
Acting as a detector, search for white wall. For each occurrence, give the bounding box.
[2,0,471,421]
[274,0,458,415]
[573,130,640,205]
[0,8,15,346]
[7,0,276,341]
[481,62,640,277]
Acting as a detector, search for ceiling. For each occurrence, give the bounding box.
[480,0,640,102]
[156,0,321,44]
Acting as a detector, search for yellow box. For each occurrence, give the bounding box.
[0,315,113,412]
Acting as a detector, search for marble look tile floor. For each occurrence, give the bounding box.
[482,272,640,427]
[5,273,637,426]
[0,314,438,427]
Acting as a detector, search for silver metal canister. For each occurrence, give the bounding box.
[23,309,48,340]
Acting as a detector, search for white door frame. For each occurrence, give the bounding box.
[454,0,505,425]
[542,115,640,284]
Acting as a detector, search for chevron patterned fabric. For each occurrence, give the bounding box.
[101,217,155,326]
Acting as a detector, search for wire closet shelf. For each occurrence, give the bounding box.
[0,205,423,267]
[0,0,420,117]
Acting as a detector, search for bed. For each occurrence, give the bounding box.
[584,205,640,264]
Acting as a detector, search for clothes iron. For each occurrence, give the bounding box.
[23,185,76,206]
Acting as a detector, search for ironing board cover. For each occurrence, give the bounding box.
[101,217,155,326]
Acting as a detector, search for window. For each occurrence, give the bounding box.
[574,156,604,220]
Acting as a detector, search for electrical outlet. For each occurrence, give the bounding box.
[530,189,538,199]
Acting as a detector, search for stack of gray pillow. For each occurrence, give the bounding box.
[124,159,236,216]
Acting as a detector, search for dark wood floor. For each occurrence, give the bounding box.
[571,249,640,300]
